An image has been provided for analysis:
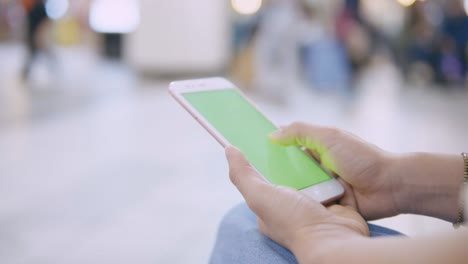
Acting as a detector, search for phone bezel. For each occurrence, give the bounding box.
[169,77,344,204]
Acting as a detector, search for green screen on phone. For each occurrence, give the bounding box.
[183,88,331,190]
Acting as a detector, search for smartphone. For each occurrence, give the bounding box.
[169,77,344,203]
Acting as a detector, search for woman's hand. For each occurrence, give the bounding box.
[270,123,400,220]
[226,146,369,260]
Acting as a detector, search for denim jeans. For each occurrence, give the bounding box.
[210,203,403,264]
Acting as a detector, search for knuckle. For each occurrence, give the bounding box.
[229,167,241,185]
[290,122,308,132]
[289,122,310,138]
[323,126,343,140]
[244,165,257,176]
[229,165,256,186]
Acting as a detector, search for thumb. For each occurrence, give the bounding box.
[225,146,273,217]
[226,146,268,189]
[269,123,340,173]
[269,123,334,150]
[270,123,333,148]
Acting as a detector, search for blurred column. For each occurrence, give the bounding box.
[126,0,230,74]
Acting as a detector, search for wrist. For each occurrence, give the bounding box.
[389,153,463,221]
[385,153,408,216]
[291,233,369,264]
[369,152,404,218]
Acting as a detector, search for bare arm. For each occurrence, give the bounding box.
[294,153,468,263]
[226,144,468,264]
[295,229,468,264]
[390,153,465,222]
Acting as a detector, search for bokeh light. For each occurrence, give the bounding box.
[89,0,140,33]
[231,0,262,15]
[464,0,468,15]
[397,0,417,7]
[45,0,69,20]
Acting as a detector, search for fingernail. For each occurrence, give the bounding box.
[269,129,283,140]
[225,146,236,159]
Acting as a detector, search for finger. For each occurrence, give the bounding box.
[269,123,340,172]
[305,148,321,163]
[328,205,369,236]
[336,178,358,210]
[304,148,339,178]
[225,146,275,216]
[269,122,338,150]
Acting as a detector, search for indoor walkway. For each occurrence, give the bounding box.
[0,43,467,263]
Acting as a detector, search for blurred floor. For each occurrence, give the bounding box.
[0,43,468,264]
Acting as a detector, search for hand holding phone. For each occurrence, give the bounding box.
[169,77,344,203]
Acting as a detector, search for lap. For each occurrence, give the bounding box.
[210,203,403,264]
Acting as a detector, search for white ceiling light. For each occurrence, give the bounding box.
[231,0,262,15]
[397,0,417,7]
[89,0,140,34]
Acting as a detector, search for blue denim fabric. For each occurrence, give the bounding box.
[210,203,403,264]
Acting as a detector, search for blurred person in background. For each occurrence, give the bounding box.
[399,0,468,87]
[0,1,7,39]
[401,0,437,85]
[254,0,301,103]
[438,0,468,85]
[300,0,351,92]
[21,0,51,80]
[438,36,465,85]
[335,0,373,75]
[3,0,26,41]
[230,12,259,90]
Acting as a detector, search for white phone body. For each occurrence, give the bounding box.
[169,77,344,203]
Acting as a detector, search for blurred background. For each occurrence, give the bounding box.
[0,0,467,263]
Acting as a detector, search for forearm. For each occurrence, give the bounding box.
[390,153,464,222]
[294,229,468,264]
